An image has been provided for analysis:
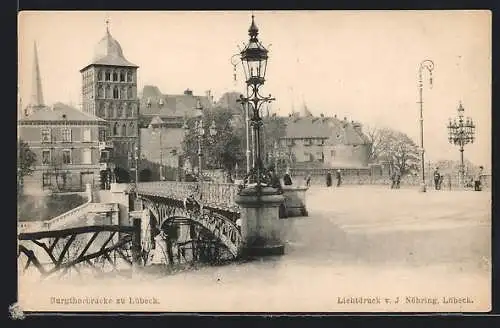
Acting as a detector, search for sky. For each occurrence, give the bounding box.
[18,10,491,168]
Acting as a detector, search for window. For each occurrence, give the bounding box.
[41,128,51,143]
[129,122,135,136]
[82,127,91,142]
[98,70,103,81]
[105,71,111,81]
[106,85,111,99]
[42,173,51,187]
[42,150,51,165]
[113,123,119,136]
[100,150,109,163]
[121,124,127,136]
[127,87,133,99]
[112,72,118,81]
[98,128,106,142]
[82,148,92,164]
[97,103,104,117]
[98,86,104,98]
[61,128,72,142]
[113,86,119,99]
[62,149,71,164]
[122,87,127,100]
[126,104,132,118]
[127,71,133,82]
[120,71,125,82]
[116,104,123,117]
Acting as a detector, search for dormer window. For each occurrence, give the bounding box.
[159,98,164,108]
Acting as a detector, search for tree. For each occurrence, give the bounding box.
[369,127,420,175]
[182,107,245,177]
[17,139,37,191]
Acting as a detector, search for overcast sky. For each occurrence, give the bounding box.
[18,10,491,168]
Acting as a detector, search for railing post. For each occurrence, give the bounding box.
[131,218,142,268]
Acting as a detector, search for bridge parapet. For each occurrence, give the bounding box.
[137,181,240,211]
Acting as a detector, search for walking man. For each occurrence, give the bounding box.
[326,171,332,187]
[474,166,484,191]
[433,167,441,190]
[335,169,342,187]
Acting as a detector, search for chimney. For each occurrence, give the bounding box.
[184,89,193,96]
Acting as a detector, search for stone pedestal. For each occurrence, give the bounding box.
[235,185,285,257]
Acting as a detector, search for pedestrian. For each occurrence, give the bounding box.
[269,167,283,193]
[433,167,441,190]
[439,175,444,190]
[305,172,312,187]
[335,169,342,187]
[283,169,293,186]
[390,171,396,189]
[326,171,332,187]
[474,166,484,191]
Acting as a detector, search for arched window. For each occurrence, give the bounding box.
[105,71,111,81]
[131,103,137,117]
[120,71,125,82]
[97,103,104,117]
[113,86,119,99]
[112,71,118,81]
[98,86,104,98]
[129,122,135,136]
[126,104,132,118]
[113,122,119,136]
[98,70,103,81]
[122,87,127,100]
[105,85,111,99]
[121,123,127,136]
[127,87,133,99]
[117,104,123,118]
[127,71,133,82]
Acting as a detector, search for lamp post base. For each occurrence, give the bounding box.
[235,185,285,258]
[419,183,427,193]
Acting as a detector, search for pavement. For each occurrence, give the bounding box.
[19,185,491,312]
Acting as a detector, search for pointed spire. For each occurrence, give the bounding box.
[30,41,44,108]
[248,14,259,38]
[105,18,111,34]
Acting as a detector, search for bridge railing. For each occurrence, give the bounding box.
[137,181,240,210]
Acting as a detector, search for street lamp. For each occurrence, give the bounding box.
[417,59,435,192]
[186,100,217,179]
[237,14,275,189]
[447,102,475,187]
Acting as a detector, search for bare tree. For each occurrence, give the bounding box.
[369,127,420,175]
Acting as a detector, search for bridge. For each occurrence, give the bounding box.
[18,181,308,279]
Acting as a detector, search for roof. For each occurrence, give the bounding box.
[140,85,212,118]
[81,28,138,70]
[215,91,245,115]
[19,102,106,122]
[283,115,370,145]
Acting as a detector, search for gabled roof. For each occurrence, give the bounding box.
[140,85,212,118]
[19,102,106,122]
[284,114,370,145]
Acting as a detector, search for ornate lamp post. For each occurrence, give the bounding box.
[447,102,475,187]
[185,100,217,179]
[417,59,435,192]
[234,14,285,257]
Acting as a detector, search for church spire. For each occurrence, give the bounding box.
[30,41,45,108]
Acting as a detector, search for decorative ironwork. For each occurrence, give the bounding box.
[447,102,476,185]
[236,15,276,193]
[139,194,242,266]
[17,222,141,281]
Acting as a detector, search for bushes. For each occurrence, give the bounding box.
[17,194,87,222]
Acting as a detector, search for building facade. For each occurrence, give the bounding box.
[18,103,109,192]
[79,24,140,175]
[279,111,371,171]
[137,85,214,180]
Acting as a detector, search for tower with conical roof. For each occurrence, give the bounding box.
[25,41,46,117]
[80,20,140,172]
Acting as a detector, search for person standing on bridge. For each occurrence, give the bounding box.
[326,171,332,187]
[335,169,342,187]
